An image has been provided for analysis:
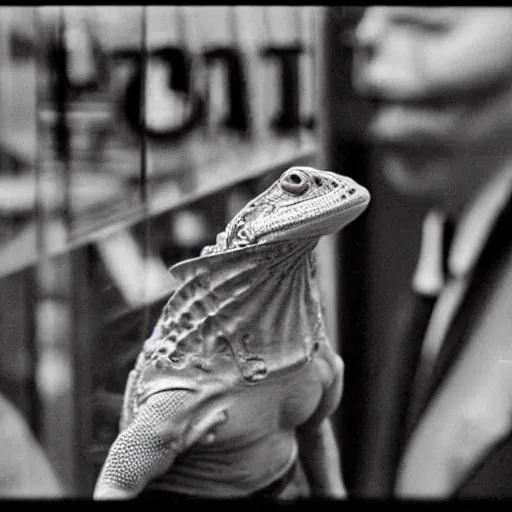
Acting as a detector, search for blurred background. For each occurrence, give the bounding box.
[0,6,423,497]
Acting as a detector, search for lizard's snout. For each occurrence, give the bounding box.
[281,169,309,196]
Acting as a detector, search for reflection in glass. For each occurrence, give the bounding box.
[0,6,321,496]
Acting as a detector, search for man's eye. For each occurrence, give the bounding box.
[390,8,460,33]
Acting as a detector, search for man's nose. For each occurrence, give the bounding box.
[352,7,388,60]
[350,7,390,96]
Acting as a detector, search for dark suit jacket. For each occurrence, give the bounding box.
[394,191,512,497]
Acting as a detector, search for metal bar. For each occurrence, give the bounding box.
[56,7,73,235]
[139,6,148,207]
[138,5,153,355]
[23,7,42,439]
[294,7,304,147]
[70,246,95,495]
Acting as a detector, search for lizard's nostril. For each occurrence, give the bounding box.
[281,170,309,195]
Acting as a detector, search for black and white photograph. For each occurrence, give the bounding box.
[0,6,510,501]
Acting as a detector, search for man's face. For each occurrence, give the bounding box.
[352,8,512,206]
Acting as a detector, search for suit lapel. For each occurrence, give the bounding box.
[421,194,512,414]
[396,193,512,496]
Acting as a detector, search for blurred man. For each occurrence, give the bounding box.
[352,8,512,498]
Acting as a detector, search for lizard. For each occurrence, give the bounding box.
[93,166,370,500]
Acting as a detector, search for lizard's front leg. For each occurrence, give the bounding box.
[93,390,227,500]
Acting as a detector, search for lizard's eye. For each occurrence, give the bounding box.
[281,170,309,196]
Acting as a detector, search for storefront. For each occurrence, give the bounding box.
[0,6,346,496]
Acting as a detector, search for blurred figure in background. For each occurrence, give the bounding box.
[352,8,512,497]
[0,393,63,497]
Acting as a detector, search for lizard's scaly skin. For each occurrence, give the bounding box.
[94,167,370,499]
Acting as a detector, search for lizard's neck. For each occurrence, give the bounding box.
[156,239,329,381]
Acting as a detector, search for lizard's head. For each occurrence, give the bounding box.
[202,166,370,255]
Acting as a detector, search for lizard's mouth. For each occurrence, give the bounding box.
[228,186,370,249]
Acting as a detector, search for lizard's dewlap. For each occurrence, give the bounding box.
[134,238,325,408]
